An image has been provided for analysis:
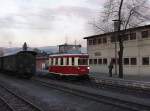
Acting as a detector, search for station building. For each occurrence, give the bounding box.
[84,25,150,76]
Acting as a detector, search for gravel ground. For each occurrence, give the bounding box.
[0,74,133,111]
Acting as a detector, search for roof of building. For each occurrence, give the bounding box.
[84,24,150,39]
[59,43,81,47]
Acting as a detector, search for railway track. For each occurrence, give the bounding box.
[0,83,43,111]
[40,75,150,98]
[32,77,150,111]
[0,96,14,111]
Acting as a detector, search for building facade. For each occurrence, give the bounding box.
[36,56,49,71]
[84,25,150,76]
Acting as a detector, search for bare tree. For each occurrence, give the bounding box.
[118,0,124,78]
[91,0,150,78]
[94,0,150,33]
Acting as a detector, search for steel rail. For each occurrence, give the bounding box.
[0,82,43,111]
[32,77,150,111]
[0,96,15,111]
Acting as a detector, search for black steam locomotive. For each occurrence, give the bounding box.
[0,50,36,79]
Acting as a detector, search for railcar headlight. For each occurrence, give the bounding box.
[87,67,90,69]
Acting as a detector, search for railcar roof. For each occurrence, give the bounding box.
[49,53,88,57]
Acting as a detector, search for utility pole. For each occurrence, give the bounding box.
[113,20,119,75]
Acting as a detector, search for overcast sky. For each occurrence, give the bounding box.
[0,0,105,47]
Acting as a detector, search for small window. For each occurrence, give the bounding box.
[103,38,107,43]
[60,58,63,65]
[124,58,129,65]
[89,59,93,65]
[141,30,149,38]
[72,57,74,65]
[93,39,96,45]
[94,59,97,64]
[130,33,136,40]
[142,57,149,65]
[88,40,93,45]
[98,38,102,44]
[98,59,102,64]
[55,58,58,65]
[111,36,118,42]
[111,36,115,42]
[111,58,117,64]
[51,58,53,65]
[122,34,129,41]
[103,58,107,64]
[66,58,69,65]
[131,58,137,65]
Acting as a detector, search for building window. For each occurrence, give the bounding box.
[123,34,129,41]
[88,40,93,45]
[130,58,137,65]
[142,57,149,65]
[111,36,118,42]
[103,58,107,64]
[89,59,93,65]
[103,38,107,43]
[94,59,97,64]
[98,59,102,64]
[124,58,129,65]
[130,33,136,40]
[111,36,115,42]
[98,38,102,44]
[93,39,96,45]
[141,30,149,38]
[111,58,118,64]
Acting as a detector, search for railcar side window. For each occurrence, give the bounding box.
[66,58,69,65]
[51,58,53,65]
[55,58,58,65]
[60,58,63,65]
[72,57,74,65]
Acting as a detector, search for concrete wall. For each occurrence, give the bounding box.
[87,27,150,76]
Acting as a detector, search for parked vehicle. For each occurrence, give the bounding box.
[0,51,36,79]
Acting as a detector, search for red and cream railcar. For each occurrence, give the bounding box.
[48,53,89,77]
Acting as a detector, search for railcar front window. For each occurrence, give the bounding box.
[78,58,88,65]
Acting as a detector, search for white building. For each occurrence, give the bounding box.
[84,25,150,76]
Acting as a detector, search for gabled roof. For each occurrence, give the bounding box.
[84,24,150,39]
